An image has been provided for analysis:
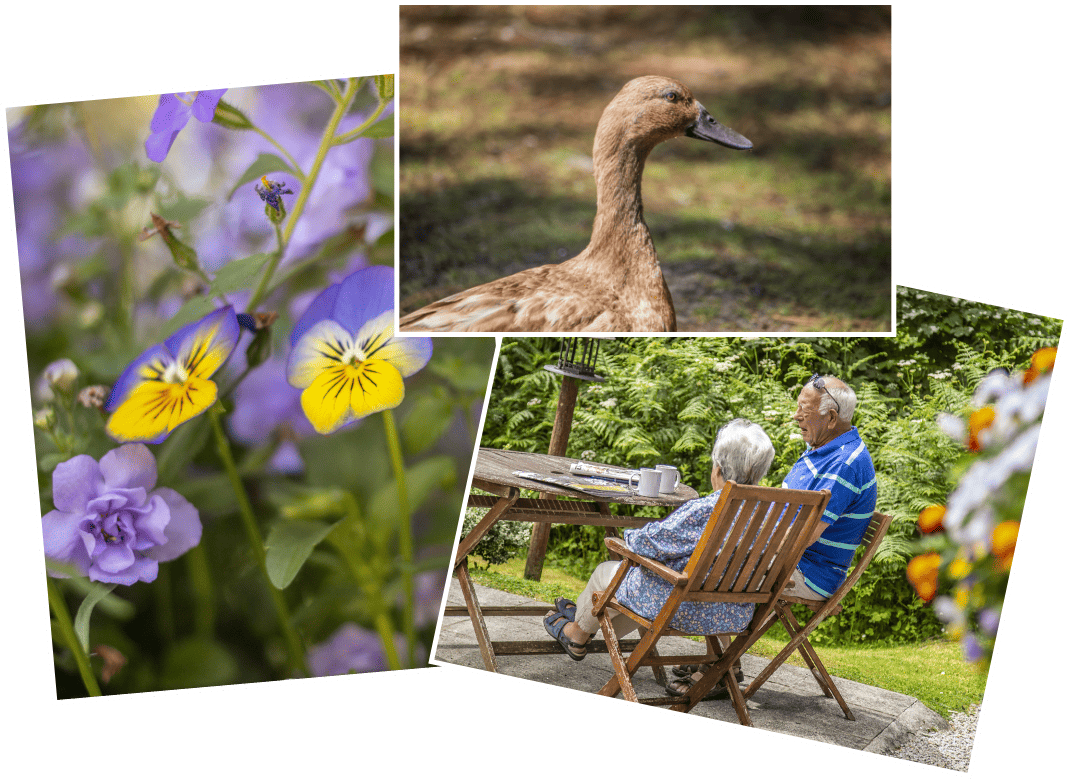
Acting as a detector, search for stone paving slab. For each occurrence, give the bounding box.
[433,578,947,754]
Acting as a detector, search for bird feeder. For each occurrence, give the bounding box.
[524,337,613,580]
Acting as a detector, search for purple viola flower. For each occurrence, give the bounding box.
[961,632,984,664]
[414,570,448,628]
[977,607,1001,636]
[41,444,202,586]
[287,266,433,435]
[145,90,227,163]
[306,623,401,676]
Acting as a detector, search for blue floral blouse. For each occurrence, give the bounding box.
[615,491,755,634]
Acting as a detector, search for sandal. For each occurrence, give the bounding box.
[554,597,577,621]
[665,672,730,701]
[670,663,745,683]
[543,611,588,661]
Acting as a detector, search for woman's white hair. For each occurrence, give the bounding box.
[815,377,858,423]
[711,418,775,485]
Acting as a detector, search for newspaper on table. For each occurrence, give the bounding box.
[567,461,639,483]
[511,470,636,499]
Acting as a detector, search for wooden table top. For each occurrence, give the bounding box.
[473,448,699,508]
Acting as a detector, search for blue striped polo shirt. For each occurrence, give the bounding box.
[782,427,877,598]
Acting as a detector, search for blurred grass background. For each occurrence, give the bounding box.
[399,5,891,332]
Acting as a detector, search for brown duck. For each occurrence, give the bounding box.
[399,76,751,332]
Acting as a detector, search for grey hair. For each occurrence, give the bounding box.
[711,418,775,486]
[814,376,858,423]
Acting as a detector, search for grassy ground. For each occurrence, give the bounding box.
[400,6,891,331]
[466,556,986,720]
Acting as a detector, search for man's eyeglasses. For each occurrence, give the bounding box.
[808,373,841,415]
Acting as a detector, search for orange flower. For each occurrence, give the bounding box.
[1032,347,1057,373]
[907,552,941,602]
[991,520,1019,568]
[967,407,996,451]
[918,505,946,533]
[1024,346,1057,385]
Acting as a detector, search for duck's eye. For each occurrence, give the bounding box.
[665,91,678,102]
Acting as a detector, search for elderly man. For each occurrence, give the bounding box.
[783,374,877,600]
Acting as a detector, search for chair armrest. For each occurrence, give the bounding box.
[604,537,688,587]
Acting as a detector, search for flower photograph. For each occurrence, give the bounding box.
[11,75,496,696]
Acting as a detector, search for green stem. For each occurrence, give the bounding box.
[208,404,307,675]
[253,127,305,180]
[186,544,215,639]
[330,97,390,147]
[381,409,416,667]
[327,495,403,671]
[46,578,101,697]
[280,80,360,248]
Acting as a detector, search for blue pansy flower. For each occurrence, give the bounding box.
[105,306,240,443]
[145,90,227,163]
[287,266,433,435]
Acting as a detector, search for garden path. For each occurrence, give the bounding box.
[433,579,950,758]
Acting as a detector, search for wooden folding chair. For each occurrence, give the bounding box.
[590,481,831,726]
[742,511,893,720]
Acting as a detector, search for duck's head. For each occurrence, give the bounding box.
[599,76,752,152]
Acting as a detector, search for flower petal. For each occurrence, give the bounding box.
[330,265,394,335]
[145,130,181,163]
[149,93,192,134]
[106,376,218,443]
[42,509,92,574]
[145,488,202,562]
[299,359,404,434]
[291,282,343,348]
[51,455,104,513]
[287,319,353,389]
[376,336,433,379]
[190,89,227,123]
[99,443,158,493]
[105,343,175,412]
[164,305,239,380]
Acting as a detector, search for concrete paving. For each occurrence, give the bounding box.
[433,578,948,754]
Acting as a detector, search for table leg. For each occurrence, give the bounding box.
[454,488,520,565]
[455,558,498,673]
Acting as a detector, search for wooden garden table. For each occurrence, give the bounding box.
[446,447,698,672]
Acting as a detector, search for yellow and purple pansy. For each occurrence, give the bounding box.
[287,266,432,435]
[105,306,241,443]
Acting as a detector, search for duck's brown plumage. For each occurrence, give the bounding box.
[400,76,751,333]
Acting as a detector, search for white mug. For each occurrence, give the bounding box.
[655,464,680,494]
[630,468,661,497]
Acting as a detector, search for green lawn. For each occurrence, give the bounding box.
[466,557,986,719]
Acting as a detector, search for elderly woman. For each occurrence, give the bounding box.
[543,418,776,698]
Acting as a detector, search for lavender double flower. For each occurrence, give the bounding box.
[41,444,202,585]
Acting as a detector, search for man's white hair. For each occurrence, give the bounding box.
[815,376,857,423]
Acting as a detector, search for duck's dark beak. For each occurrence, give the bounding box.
[685,102,752,150]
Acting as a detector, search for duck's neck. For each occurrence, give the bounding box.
[578,130,660,273]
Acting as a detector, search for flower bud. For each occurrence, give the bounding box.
[34,407,56,430]
[374,74,394,101]
[42,358,79,392]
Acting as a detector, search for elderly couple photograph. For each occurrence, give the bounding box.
[542,374,876,700]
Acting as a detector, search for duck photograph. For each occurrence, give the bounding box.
[398,6,892,333]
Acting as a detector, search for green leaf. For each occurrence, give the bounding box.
[360,117,395,139]
[401,393,455,454]
[155,194,212,224]
[165,296,216,332]
[159,637,240,689]
[227,153,297,200]
[367,456,457,536]
[73,583,118,652]
[209,253,272,296]
[265,519,340,589]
